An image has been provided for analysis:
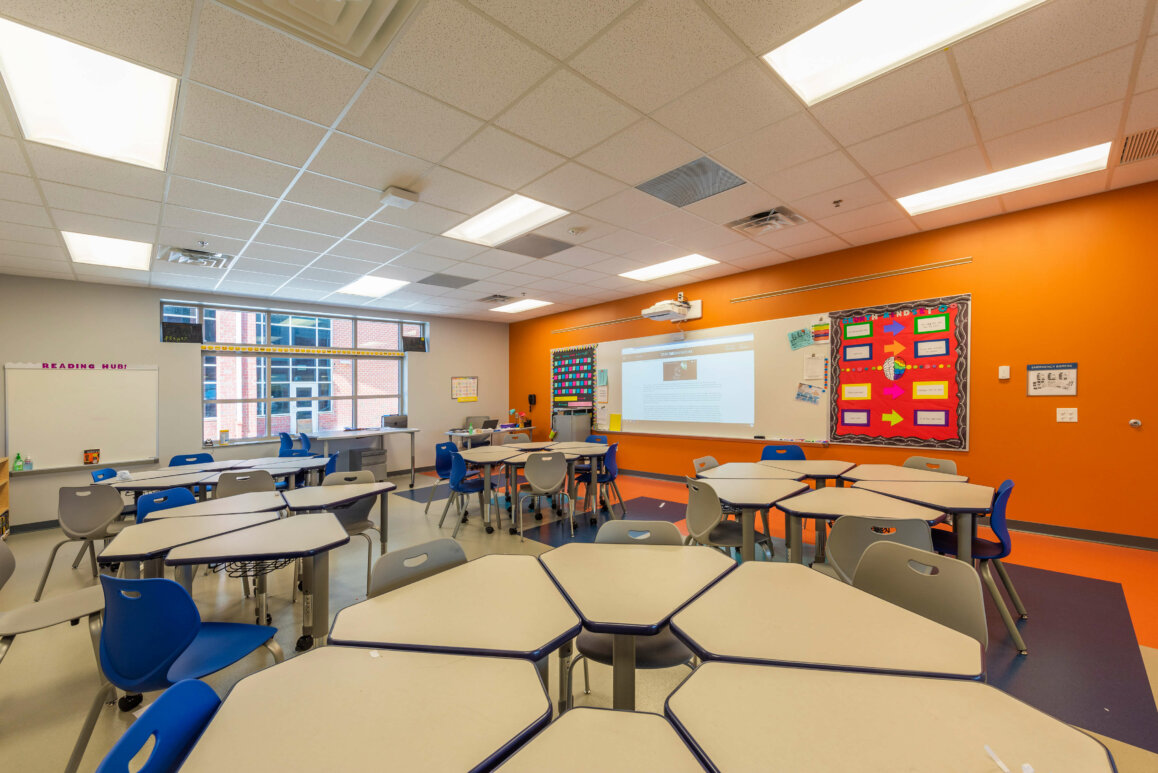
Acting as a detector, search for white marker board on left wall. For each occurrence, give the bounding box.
[4,363,159,470]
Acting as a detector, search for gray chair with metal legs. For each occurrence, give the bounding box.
[35,485,125,601]
[853,541,989,649]
[322,471,380,594]
[368,538,467,598]
[214,470,276,497]
[567,521,694,708]
[812,516,933,584]
[505,432,530,444]
[684,477,773,560]
[902,455,958,475]
[516,452,574,540]
[692,455,719,474]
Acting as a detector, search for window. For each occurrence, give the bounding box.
[162,304,198,324]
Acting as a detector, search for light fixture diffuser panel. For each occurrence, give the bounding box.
[63,232,152,271]
[443,195,567,247]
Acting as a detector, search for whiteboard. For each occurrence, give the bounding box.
[594,312,830,442]
[5,364,159,470]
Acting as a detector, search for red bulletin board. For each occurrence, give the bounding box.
[828,294,970,450]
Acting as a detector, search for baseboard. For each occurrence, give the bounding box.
[621,468,685,483]
[9,520,59,534]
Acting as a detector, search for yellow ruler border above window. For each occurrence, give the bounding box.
[200,344,403,357]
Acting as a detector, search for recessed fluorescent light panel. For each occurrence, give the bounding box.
[337,276,409,297]
[897,142,1112,216]
[62,232,152,271]
[443,195,567,247]
[620,254,718,281]
[763,0,1046,105]
[0,18,178,169]
[491,299,553,313]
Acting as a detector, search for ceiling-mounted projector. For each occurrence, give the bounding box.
[641,298,702,322]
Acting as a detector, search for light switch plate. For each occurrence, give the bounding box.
[998,365,1010,380]
[1057,407,1078,422]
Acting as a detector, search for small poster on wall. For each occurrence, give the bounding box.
[451,376,478,401]
[1027,363,1077,396]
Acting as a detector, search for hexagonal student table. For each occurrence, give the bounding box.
[697,478,809,562]
[852,480,996,564]
[696,462,803,480]
[139,491,288,520]
[841,463,968,483]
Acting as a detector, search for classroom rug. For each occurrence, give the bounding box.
[983,563,1158,753]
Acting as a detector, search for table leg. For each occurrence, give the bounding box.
[482,463,493,531]
[286,472,296,490]
[955,512,974,564]
[813,477,828,562]
[298,551,329,651]
[142,558,163,578]
[534,656,549,692]
[611,634,635,711]
[741,507,756,563]
[556,638,572,715]
[379,494,388,554]
[409,432,415,488]
[787,513,803,564]
[589,458,599,517]
[174,565,194,595]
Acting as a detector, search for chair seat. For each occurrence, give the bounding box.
[167,622,276,682]
[0,584,104,636]
[519,483,564,497]
[931,528,1006,560]
[700,520,770,548]
[451,478,485,495]
[340,520,376,536]
[577,626,692,670]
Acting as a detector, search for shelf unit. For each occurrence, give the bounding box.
[0,457,9,539]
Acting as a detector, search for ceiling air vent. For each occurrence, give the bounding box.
[158,247,235,270]
[726,207,808,237]
[417,273,475,289]
[1120,129,1158,165]
[496,233,572,258]
[636,157,746,207]
[479,294,513,304]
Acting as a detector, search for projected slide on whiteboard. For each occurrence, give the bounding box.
[621,335,755,432]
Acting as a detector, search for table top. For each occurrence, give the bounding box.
[698,478,808,509]
[99,512,278,561]
[281,481,396,511]
[853,480,996,513]
[758,459,855,478]
[104,471,213,491]
[666,662,1115,772]
[505,441,558,450]
[179,647,551,773]
[165,512,348,564]
[501,450,581,467]
[446,428,495,438]
[149,459,253,474]
[495,708,704,772]
[841,463,968,483]
[548,442,609,456]
[141,491,289,520]
[776,487,946,521]
[670,563,982,679]
[459,446,521,464]
[104,468,209,482]
[539,543,735,634]
[697,462,803,480]
[330,555,580,659]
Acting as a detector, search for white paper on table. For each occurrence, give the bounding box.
[802,353,825,380]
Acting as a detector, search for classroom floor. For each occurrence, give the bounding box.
[1,472,1156,771]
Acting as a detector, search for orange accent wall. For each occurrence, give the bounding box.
[509,182,1158,539]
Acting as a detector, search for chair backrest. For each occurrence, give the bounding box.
[902,455,958,475]
[279,432,294,452]
[585,435,608,444]
[853,541,988,649]
[0,539,15,592]
[692,455,719,474]
[684,477,725,543]
[168,453,212,467]
[824,516,933,583]
[94,679,220,773]
[91,467,117,482]
[986,480,1015,559]
[298,433,312,452]
[523,452,567,493]
[58,485,127,539]
[595,520,683,545]
[464,415,490,429]
[99,576,202,693]
[136,488,197,524]
[602,443,619,479]
[434,442,458,478]
[214,470,275,498]
[760,444,805,461]
[448,451,472,490]
[324,452,339,476]
[323,470,376,528]
[505,433,530,443]
[369,538,468,598]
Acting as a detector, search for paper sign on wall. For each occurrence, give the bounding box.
[802,353,825,380]
[1027,363,1077,396]
[788,328,811,350]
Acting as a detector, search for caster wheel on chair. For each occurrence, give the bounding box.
[118,694,143,712]
[486,526,495,534]
[534,513,543,521]
[590,517,598,526]
[509,527,518,535]
[461,514,469,523]
[295,635,313,652]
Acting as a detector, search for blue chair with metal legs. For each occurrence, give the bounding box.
[760,444,805,461]
[425,442,479,514]
[91,468,116,482]
[94,679,220,773]
[168,453,212,467]
[438,452,486,538]
[575,443,626,519]
[135,488,196,523]
[574,435,609,476]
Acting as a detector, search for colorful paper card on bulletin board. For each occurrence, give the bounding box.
[829,294,970,450]
[451,376,478,401]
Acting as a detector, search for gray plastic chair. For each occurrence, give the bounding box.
[903,455,959,475]
[567,520,694,708]
[35,485,125,601]
[322,471,379,593]
[505,432,531,444]
[214,470,275,498]
[517,452,574,539]
[684,477,773,560]
[853,541,988,649]
[812,516,933,584]
[692,455,719,474]
[368,538,467,598]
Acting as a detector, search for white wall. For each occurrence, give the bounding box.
[0,275,508,526]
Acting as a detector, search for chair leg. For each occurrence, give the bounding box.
[424,477,445,514]
[582,657,590,694]
[0,635,12,667]
[980,560,1027,655]
[71,541,88,569]
[610,480,626,517]
[360,532,375,595]
[64,681,117,773]
[87,541,99,578]
[34,538,72,602]
[452,494,466,538]
[993,559,1028,619]
[264,637,285,664]
[438,490,455,528]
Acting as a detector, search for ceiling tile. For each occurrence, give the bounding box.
[846,108,977,177]
[418,235,488,260]
[585,256,646,275]
[577,119,701,186]
[1000,170,1109,213]
[295,266,359,284]
[544,245,617,267]
[51,210,155,242]
[409,166,509,214]
[340,75,484,163]
[0,136,30,176]
[240,242,317,266]
[778,235,850,259]
[0,239,67,261]
[231,257,303,277]
[533,213,617,244]
[171,138,297,198]
[191,2,367,124]
[380,0,554,120]
[0,254,73,277]
[496,69,637,157]
[274,285,333,301]
[711,112,837,182]
[814,201,907,234]
[750,221,833,249]
[810,54,962,146]
[286,173,382,219]
[221,269,288,288]
[166,178,275,222]
[373,201,467,234]
[350,221,429,251]
[584,230,661,255]
[162,205,259,240]
[252,224,336,252]
[701,0,853,56]
[625,241,686,264]
[516,256,581,276]
[1109,155,1158,189]
[1125,88,1158,135]
[368,263,435,283]
[267,202,363,237]
[682,183,782,225]
[0,171,40,205]
[1137,36,1158,93]
[630,208,714,241]
[0,108,13,137]
[872,146,990,199]
[652,61,802,152]
[726,251,793,271]
[581,187,675,228]
[0,198,52,228]
[570,0,746,114]
[520,163,625,211]
[26,144,164,200]
[0,221,60,246]
[466,0,635,59]
[466,249,536,270]
[179,84,326,167]
[985,101,1122,168]
[759,151,863,201]
[328,239,404,263]
[280,277,344,292]
[441,261,502,280]
[912,198,1005,232]
[310,133,432,191]
[159,229,247,256]
[702,239,774,262]
[790,178,888,222]
[971,47,1134,140]
[442,127,566,189]
[953,0,1147,100]
[840,219,918,246]
[669,224,749,252]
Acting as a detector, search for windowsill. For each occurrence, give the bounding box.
[203,438,280,448]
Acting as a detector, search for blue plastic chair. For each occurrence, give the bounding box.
[424,442,478,514]
[932,480,1028,653]
[325,452,339,476]
[760,444,805,461]
[585,435,608,443]
[91,468,116,483]
[279,432,294,454]
[576,443,626,518]
[135,488,196,523]
[438,452,486,538]
[298,433,312,453]
[94,680,219,773]
[168,453,212,467]
[278,448,313,458]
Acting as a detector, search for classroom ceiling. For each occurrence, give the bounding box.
[1,0,1157,321]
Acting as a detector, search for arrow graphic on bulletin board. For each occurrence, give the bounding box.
[882,410,903,426]
[883,385,903,399]
[884,319,904,336]
[883,341,905,355]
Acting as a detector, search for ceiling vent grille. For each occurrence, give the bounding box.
[496,233,572,258]
[158,247,235,270]
[726,207,808,237]
[636,157,746,207]
[1120,129,1158,165]
[479,294,513,304]
[417,273,475,289]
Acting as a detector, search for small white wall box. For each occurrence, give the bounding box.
[998,365,1010,380]
[381,186,418,209]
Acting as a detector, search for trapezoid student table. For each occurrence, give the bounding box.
[696,462,803,480]
[139,491,288,520]
[166,512,348,651]
[457,445,521,532]
[539,542,735,711]
[666,662,1116,772]
[840,463,968,484]
[694,478,809,562]
[758,459,856,560]
[281,480,396,555]
[178,647,552,773]
[98,512,279,578]
[851,480,995,565]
